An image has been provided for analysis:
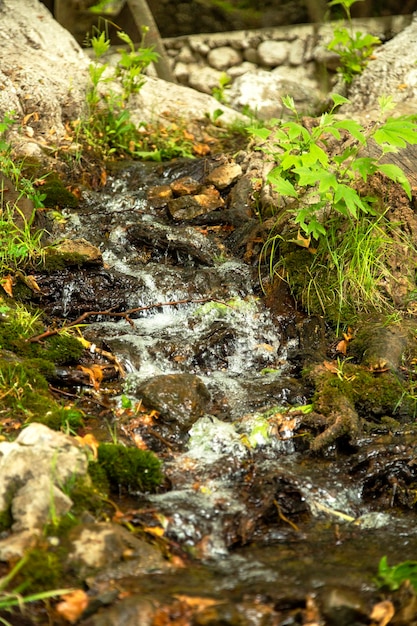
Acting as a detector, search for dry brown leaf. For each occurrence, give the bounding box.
[193,142,211,156]
[1,275,13,297]
[144,525,165,537]
[55,589,89,623]
[22,111,39,125]
[370,599,395,626]
[75,433,100,460]
[323,360,339,374]
[174,594,221,610]
[77,364,104,390]
[23,274,41,292]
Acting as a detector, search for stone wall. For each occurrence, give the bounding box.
[159,15,411,117]
[164,15,410,91]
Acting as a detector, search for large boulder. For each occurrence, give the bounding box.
[0,0,89,151]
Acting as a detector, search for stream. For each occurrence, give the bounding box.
[36,159,417,625]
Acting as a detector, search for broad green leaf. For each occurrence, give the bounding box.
[334,119,366,144]
[249,127,271,141]
[306,143,329,167]
[267,173,298,198]
[377,163,412,198]
[330,93,351,108]
[293,166,322,186]
[373,119,417,148]
[334,184,366,217]
[318,171,338,193]
[280,153,302,171]
[350,157,377,181]
[283,121,306,141]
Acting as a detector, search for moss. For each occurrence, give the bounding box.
[97,443,164,494]
[41,176,79,208]
[41,249,89,272]
[14,548,64,593]
[42,333,84,365]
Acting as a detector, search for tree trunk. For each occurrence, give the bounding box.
[126,0,176,83]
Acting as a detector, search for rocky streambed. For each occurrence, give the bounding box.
[1,154,417,625]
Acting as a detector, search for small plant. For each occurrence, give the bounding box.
[251,93,417,241]
[327,0,381,84]
[0,554,73,625]
[251,94,417,326]
[80,27,159,160]
[212,73,231,104]
[376,556,417,591]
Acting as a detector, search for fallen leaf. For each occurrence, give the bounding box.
[370,599,395,626]
[75,433,100,460]
[193,142,211,156]
[1,275,13,297]
[144,525,165,537]
[22,111,39,125]
[56,589,89,623]
[23,274,41,292]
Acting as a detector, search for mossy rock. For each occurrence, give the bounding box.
[97,443,164,493]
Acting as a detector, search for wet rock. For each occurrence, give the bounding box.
[167,186,225,220]
[147,184,173,208]
[205,163,243,190]
[53,238,103,265]
[136,373,211,430]
[0,423,89,558]
[170,176,201,196]
[126,220,225,265]
[82,595,158,626]
[320,586,368,626]
[68,522,166,579]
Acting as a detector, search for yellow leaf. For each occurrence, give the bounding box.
[56,589,89,623]
[288,231,311,248]
[144,525,165,537]
[75,433,100,460]
[23,275,41,292]
[1,275,13,297]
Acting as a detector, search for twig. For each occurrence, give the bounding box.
[27,297,227,343]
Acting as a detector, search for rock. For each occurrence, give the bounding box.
[167,187,225,220]
[0,0,88,146]
[257,40,290,66]
[0,423,89,558]
[136,373,211,430]
[207,46,243,70]
[343,14,417,117]
[205,162,243,189]
[131,75,246,125]
[68,522,166,578]
[187,65,226,94]
[228,69,320,119]
[54,238,103,264]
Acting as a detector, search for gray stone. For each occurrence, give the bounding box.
[188,65,226,94]
[257,40,290,66]
[207,46,242,71]
[289,38,306,66]
[228,69,319,119]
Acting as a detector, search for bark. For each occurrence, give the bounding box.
[126,0,176,83]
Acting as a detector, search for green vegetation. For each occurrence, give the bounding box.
[251,94,417,326]
[0,552,71,626]
[97,442,164,493]
[77,28,196,161]
[377,556,417,591]
[327,0,381,84]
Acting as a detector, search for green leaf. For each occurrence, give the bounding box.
[350,157,377,181]
[330,93,351,108]
[293,165,322,186]
[268,173,298,198]
[377,163,412,199]
[318,171,338,193]
[373,119,417,148]
[334,119,366,144]
[249,127,271,141]
[334,184,367,217]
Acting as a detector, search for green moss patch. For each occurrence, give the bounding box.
[97,443,164,493]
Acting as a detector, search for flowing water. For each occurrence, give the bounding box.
[41,161,417,624]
